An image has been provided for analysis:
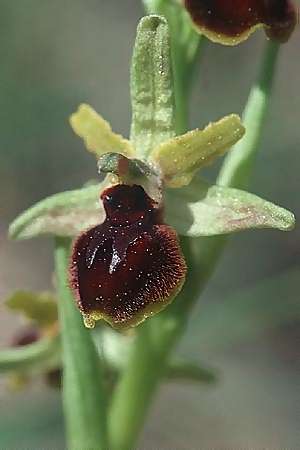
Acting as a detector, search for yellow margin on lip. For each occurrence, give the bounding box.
[192,22,264,46]
[82,275,186,330]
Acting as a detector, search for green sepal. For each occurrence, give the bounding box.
[70,103,134,158]
[165,177,295,236]
[6,291,58,327]
[9,182,107,240]
[151,114,245,187]
[130,15,176,159]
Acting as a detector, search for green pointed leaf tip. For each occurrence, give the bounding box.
[165,178,295,236]
[9,183,105,240]
[6,291,58,327]
[130,15,176,158]
[151,114,245,187]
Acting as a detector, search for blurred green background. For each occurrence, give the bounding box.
[1,1,299,449]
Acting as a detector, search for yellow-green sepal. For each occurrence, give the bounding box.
[150,114,245,187]
[70,103,135,158]
[6,291,58,328]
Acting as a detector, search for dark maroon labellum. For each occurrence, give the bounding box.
[184,0,297,43]
[70,184,186,328]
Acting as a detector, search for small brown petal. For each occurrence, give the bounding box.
[70,184,186,329]
[184,0,297,44]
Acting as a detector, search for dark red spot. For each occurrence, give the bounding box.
[70,184,186,328]
[12,327,40,347]
[185,0,297,43]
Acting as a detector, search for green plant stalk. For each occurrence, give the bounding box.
[55,237,107,450]
[217,40,280,188]
[108,38,281,450]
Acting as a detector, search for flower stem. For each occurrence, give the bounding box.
[55,237,108,450]
[109,324,169,450]
[217,40,280,189]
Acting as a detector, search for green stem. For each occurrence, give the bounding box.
[109,324,169,450]
[217,40,280,188]
[0,336,60,373]
[55,237,108,450]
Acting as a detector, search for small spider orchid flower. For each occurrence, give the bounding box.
[9,16,295,330]
[3,291,60,388]
[184,0,298,45]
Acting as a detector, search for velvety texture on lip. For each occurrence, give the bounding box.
[70,184,186,328]
[184,0,297,43]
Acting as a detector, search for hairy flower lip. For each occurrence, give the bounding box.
[184,0,297,45]
[70,184,186,329]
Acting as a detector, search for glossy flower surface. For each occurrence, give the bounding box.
[70,184,186,329]
[184,0,297,44]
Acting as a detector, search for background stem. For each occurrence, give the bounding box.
[217,40,280,189]
[55,237,108,450]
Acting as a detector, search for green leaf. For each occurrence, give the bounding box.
[70,103,135,158]
[130,15,176,159]
[6,291,58,327]
[165,178,295,236]
[151,114,245,187]
[9,183,106,240]
[165,360,218,384]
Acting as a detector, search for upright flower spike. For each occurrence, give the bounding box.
[67,15,242,329]
[8,15,295,330]
[184,0,297,45]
